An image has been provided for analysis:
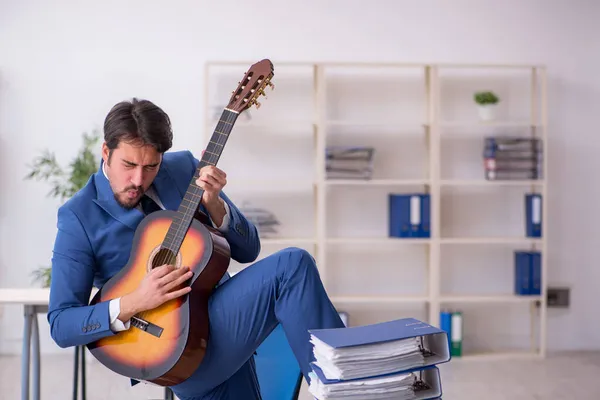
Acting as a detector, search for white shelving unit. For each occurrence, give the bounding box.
[203,61,547,360]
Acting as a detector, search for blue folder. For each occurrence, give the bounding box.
[514,251,542,295]
[530,251,541,295]
[514,251,531,295]
[439,311,452,350]
[389,194,431,238]
[525,193,542,237]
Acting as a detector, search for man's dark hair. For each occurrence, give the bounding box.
[103,98,173,155]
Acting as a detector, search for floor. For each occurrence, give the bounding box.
[2,351,600,399]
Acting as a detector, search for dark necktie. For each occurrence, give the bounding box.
[140,194,162,215]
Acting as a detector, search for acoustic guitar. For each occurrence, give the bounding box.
[86,59,275,386]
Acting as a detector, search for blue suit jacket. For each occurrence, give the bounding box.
[47,150,261,349]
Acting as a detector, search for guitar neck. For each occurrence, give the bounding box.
[188,108,239,207]
[162,108,239,252]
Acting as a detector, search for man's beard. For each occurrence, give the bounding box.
[114,184,144,209]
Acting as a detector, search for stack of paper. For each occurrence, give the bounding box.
[238,202,280,238]
[483,136,543,180]
[311,335,425,380]
[308,369,419,400]
[325,146,375,180]
[307,318,451,400]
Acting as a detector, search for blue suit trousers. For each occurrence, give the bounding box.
[169,246,345,400]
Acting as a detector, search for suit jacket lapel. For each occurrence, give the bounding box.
[92,161,144,231]
[151,162,184,211]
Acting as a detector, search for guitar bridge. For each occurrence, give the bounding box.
[131,316,164,338]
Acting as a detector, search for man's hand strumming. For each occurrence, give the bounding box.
[118,264,193,323]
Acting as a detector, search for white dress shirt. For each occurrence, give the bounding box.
[102,161,231,332]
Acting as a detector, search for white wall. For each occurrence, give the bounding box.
[1,0,600,356]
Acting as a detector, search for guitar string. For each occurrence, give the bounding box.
[156,108,235,266]
[139,73,270,322]
[136,110,233,323]
[165,74,271,255]
[153,109,234,267]
[136,109,237,323]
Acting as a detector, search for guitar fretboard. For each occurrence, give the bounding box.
[162,108,239,253]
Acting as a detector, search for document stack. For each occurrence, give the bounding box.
[325,146,375,180]
[483,136,543,180]
[308,318,451,399]
[238,202,280,238]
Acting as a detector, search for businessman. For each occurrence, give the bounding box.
[47,98,345,400]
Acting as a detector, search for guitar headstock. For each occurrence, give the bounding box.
[227,59,274,113]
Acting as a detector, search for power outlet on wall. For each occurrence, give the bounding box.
[547,287,570,308]
[534,287,570,309]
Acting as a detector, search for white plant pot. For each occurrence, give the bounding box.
[477,104,496,121]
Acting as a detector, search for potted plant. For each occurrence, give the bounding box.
[474,91,500,121]
[25,130,101,287]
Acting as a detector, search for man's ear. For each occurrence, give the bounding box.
[101,142,110,165]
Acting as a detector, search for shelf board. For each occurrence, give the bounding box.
[325,179,430,186]
[326,120,428,128]
[206,61,544,69]
[452,350,541,362]
[439,120,542,127]
[436,62,545,68]
[327,237,430,244]
[331,295,429,304]
[227,179,545,189]
[440,294,542,303]
[206,120,315,129]
[206,61,315,66]
[260,238,316,245]
[322,62,430,67]
[326,237,540,245]
[440,179,545,187]
[226,179,315,191]
[440,237,542,245]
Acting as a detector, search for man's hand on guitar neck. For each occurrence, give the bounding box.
[196,155,228,227]
[118,264,193,323]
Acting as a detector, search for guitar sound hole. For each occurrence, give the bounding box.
[151,248,177,269]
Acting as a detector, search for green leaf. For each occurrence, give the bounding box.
[474,91,499,105]
[25,129,101,202]
[25,129,102,287]
[31,267,51,288]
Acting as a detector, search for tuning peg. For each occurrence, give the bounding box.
[254,100,262,109]
[267,81,275,90]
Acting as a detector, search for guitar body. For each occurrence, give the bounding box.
[87,210,230,385]
[86,58,274,386]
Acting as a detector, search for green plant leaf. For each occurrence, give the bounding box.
[25,129,101,202]
[31,266,52,288]
[474,91,499,105]
[25,129,101,287]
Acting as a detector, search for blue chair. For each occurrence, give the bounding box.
[254,324,303,400]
